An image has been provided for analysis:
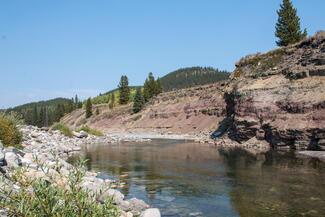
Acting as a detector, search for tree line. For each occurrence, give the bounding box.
[8,96,82,127]
[84,72,163,118]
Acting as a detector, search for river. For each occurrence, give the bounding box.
[71,139,325,217]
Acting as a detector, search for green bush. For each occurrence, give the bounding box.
[0,160,120,217]
[77,125,103,137]
[52,123,73,137]
[0,112,22,147]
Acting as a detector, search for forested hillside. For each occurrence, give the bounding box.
[91,86,140,105]
[160,67,229,91]
[7,98,79,127]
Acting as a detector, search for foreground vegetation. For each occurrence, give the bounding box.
[0,112,23,147]
[77,125,103,136]
[52,123,73,138]
[0,160,120,217]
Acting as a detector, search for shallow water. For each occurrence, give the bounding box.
[72,140,325,217]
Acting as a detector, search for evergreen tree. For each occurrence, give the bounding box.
[133,88,145,113]
[143,72,161,102]
[85,98,92,118]
[275,0,307,47]
[143,78,150,102]
[32,105,38,126]
[95,108,100,115]
[44,107,49,127]
[155,78,163,95]
[118,75,130,105]
[39,107,45,127]
[109,93,115,109]
[74,95,79,108]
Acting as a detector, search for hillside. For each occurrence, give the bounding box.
[160,67,229,91]
[92,86,141,105]
[61,82,227,136]
[8,98,76,127]
[91,67,229,105]
[62,32,325,151]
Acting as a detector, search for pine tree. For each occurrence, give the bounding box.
[32,105,38,126]
[133,88,145,113]
[155,78,163,95]
[143,72,162,102]
[74,95,79,108]
[118,75,130,105]
[39,107,45,127]
[85,98,92,118]
[275,0,307,47]
[44,107,49,127]
[109,93,115,109]
[143,78,150,102]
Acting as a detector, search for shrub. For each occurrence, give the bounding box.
[77,125,103,136]
[0,160,120,216]
[0,112,22,147]
[52,123,73,137]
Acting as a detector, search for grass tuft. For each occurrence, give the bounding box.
[77,125,104,136]
[52,123,73,137]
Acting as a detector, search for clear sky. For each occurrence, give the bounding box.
[1,0,324,108]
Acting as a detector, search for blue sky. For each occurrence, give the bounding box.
[1,0,324,108]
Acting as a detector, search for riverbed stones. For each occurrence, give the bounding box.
[127,198,150,214]
[0,125,159,215]
[99,189,125,204]
[4,151,22,168]
[141,208,161,217]
[0,143,5,167]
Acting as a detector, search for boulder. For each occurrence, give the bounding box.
[4,152,22,168]
[73,131,88,138]
[127,198,150,214]
[141,208,161,217]
[99,189,125,204]
[0,148,5,167]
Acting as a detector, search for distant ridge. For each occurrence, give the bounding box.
[160,67,229,91]
[8,97,75,127]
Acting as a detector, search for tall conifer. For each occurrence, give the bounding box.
[85,98,93,118]
[275,0,307,46]
[118,75,130,105]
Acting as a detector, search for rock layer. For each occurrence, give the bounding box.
[225,31,325,150]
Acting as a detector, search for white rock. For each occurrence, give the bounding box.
[99,189,125,204]
[5,152,21,168]
[141,208,161,217]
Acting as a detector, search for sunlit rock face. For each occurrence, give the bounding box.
[225,32,325,150]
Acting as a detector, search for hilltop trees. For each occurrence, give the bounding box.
[118,75,130,105]
[143,72,162,102]
[133,88,145,113]
[85,98,93,118]
[74,94,82,109]
[275,0,307,46]
[159,67,229,91]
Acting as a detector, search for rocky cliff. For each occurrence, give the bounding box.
[62,32,325,151]
[62,83,227,136]
[224,31,325,150]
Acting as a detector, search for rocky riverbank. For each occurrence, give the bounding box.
[0,126,160,217]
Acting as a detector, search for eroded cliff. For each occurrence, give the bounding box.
[62,32,325,151]
[225,31,325,150]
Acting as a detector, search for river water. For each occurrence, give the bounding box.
[72,139,325,217]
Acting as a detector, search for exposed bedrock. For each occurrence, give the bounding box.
[224,31,325,150]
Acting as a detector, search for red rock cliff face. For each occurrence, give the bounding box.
[62,83,227,136]
[225,32,325,150]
